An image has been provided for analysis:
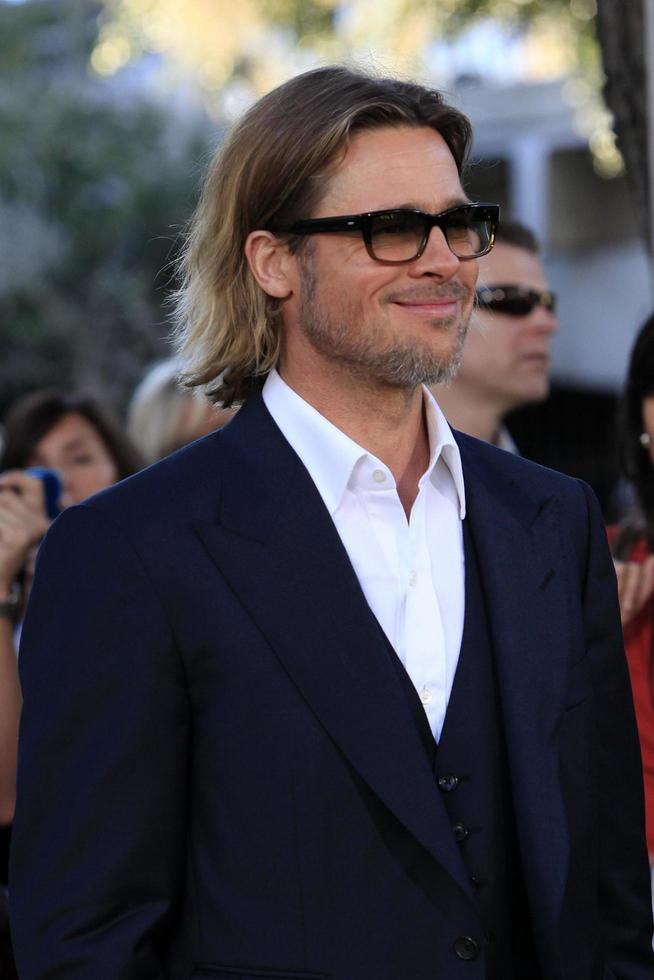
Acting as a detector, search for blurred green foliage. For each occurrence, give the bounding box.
[257,0,591,34]
[433,0,583,33]
[0,0,212,416]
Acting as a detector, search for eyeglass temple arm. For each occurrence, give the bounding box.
[286,216,363,234]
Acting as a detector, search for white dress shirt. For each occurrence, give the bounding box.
[262,369,466,741]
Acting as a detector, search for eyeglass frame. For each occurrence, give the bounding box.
[475,283,557,316]
[276,202,500,265]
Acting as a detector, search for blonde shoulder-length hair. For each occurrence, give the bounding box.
[172,65,472,407]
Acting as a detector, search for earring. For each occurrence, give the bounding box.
[639,432,651,447]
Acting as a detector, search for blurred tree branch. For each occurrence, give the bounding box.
[596,0,649,247]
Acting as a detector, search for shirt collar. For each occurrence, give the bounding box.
[422,384,466,519]
[262,369,466,519]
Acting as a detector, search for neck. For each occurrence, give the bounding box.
[277,358,430,518]
[434,381,503,446]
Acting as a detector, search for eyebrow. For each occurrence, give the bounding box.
[59,438,95,453]
[390,197,471,212]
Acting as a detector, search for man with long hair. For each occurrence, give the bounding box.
[10,66,654,978]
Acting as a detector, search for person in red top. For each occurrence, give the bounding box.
[610,312,654,862]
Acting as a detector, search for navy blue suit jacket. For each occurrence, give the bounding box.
[9,391,654,979]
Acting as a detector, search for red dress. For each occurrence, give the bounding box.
[607,530,654,858]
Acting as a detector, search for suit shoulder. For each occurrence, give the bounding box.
[81,429,226,528]
[454,430,590,507]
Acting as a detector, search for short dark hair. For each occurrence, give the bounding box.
[495,218,539,254]
[174,65,474,406]
[0,390,143,480]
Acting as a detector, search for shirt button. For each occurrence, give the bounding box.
[453,936,480,961]
[408,570,418,587]
[419,687,433,705]
[437,774,459,792]
[372,469,386,483]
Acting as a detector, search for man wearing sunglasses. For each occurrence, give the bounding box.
[10,66,654,980]
[436,220,558,452]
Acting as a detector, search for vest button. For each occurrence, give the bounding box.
[437,774,459,792]
[452,822,469,842]
[454,936,480,960]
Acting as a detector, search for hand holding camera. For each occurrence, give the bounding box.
[0,470,59,599]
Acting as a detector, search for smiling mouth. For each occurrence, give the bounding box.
[393,298,460,317]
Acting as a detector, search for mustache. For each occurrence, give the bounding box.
[385,283,471,303]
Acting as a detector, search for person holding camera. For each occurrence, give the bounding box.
[0,389,142,975]
[0,468,51,980]
[0,470,49,813]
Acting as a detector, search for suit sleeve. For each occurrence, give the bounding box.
[9,503,189,979]
[577,481,654,975]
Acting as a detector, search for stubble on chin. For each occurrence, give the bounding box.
[382,309,470,386]
[297,253,471,389]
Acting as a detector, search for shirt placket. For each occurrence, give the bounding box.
[405,489,448,738]
[358,475,406,651]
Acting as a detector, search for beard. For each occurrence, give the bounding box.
[296,249,470,389]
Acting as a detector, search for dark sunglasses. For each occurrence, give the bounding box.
[278,203,499,265]
[476,284,557,316]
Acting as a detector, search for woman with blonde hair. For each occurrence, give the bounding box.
[127,359,234,464]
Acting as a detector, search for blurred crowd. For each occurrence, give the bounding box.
[2,219,654,973]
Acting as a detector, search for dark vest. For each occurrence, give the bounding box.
[381,518,541,980]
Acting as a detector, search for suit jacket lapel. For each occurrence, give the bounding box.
[458,435,570,975]
[194,394,475,905]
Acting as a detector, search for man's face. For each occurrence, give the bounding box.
[455,241,558,413]
[281,125,479,390]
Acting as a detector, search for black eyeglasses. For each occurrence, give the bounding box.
[278,203,499,265]
[476,284,557,316]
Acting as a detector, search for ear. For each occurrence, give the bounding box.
[245,230,294,299]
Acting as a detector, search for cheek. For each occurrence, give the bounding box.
[75,461,119,499]
[329,274,379,320]
[486,321,519,362]
[463,324,515,377]
[461,291,476,323]
[461,261,479,295]
[97,459,119,489]
[461,335,496,378]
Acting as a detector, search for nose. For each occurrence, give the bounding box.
[407,224,462,280]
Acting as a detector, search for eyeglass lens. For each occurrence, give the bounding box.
[368,209,493,262]
[476,285,557,316]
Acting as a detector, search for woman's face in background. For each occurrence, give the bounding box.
[27,411,119,508]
